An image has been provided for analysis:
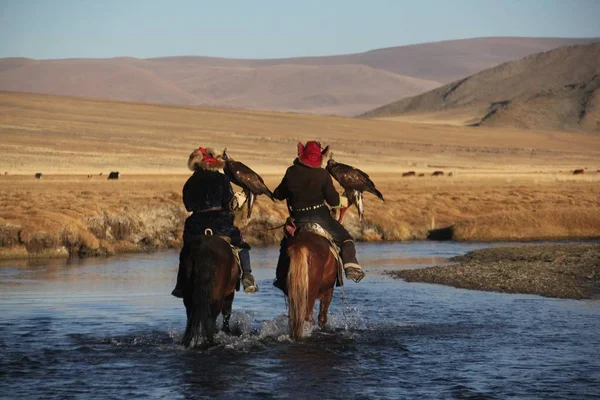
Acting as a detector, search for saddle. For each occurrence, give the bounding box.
[284,218,344,287]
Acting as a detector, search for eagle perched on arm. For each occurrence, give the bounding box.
[326,153,384,223]
[222,148,274,218]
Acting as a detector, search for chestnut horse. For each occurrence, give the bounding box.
[180,235,240,348]
[286,231,339,340]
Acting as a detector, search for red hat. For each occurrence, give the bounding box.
[297,141,329,168]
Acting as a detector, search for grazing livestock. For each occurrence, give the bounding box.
[326,153,384,223]
[402,171,416,177]
[222,148,274,218]
[35,173,43,179]
[107,171,119,180]
[572,169,584,175]
[432,171,444,176]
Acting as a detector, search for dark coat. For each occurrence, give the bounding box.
[183,168,235,212]
[182,169,244,246]
[273,159,351,245]
[273,159,340,210]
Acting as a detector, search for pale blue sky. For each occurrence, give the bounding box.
[1,0,599,59]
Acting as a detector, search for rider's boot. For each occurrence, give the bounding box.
[341,240,365,283]
[240,248,258,293]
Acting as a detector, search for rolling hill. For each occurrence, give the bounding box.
[362,42,600,132]
[0,37,597,115]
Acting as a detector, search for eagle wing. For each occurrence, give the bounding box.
[330,163,384,201]
[331,163,369,190]
[228,161,274,200]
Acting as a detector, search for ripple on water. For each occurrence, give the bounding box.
[1,242,600,399]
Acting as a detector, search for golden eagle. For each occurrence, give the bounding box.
[326,153,384,223]
[222,148,274,218]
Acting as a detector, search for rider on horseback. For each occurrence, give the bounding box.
[272,141,365,290]
[171,146,258,297]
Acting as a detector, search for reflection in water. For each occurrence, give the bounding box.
[1,241,599,399]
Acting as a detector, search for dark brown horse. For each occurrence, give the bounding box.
[180,235,240,348]
[286,231,338,340]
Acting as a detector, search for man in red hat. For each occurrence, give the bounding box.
[171,147,258,297]
[272,141,365,290]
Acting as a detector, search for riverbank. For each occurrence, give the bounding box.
[1,174,600,260]
[390,243,600,299]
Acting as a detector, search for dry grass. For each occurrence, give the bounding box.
[1,173,598,259]
[0,175,188,258]
[2,92,599,176]
[1,92,599,258]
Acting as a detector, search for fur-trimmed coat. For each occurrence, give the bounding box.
[182,148,244,246]
[183,169,235,213]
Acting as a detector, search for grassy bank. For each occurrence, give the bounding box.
[1,174,599,259]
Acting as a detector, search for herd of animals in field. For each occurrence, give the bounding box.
[0,165,597,181]
[1,152,597,225]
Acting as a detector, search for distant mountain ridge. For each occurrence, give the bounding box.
[361,42,600,132]
[1,37,597,115]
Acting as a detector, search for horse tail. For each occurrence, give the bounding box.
[182,246,216,348]
[287,243,309,340]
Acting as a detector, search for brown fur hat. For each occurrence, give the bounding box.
[188,147,225,171]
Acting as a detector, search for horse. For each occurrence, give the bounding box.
[286,231,339,340]
[180,235,240,348]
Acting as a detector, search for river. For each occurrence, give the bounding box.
[1,242,599,399]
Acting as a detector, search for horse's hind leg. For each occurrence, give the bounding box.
[318,288,334,328]
[222,292,235,334]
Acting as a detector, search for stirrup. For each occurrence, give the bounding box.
[344,264,365,283]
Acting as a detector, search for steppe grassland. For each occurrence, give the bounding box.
[1,92,599,258]
[2,91,599,174]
